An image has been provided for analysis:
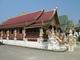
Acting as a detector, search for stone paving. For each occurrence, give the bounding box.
[0,45,80,60]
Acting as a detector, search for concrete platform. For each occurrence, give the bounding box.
[0,40,67,52]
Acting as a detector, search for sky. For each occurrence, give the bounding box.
[0,0,80,24]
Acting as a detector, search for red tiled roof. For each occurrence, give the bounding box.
[0,9,59,29]
[36,11,54,23]
[3,11,43,25]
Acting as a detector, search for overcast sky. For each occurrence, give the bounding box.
[0,0,80,24]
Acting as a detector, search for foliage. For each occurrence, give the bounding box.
[59,15,69,31]
[78,19,80,27]
[59,15,75,32]
[0,42,4,45]
[66,20,74,28]
[59,15,69,25]
[77,35,80,42]
[75,19,80,32]
[75,27,80,32]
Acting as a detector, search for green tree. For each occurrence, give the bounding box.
[75,19,80,32]
[66,20,75,32]
[78,19,80,27]
[67,20,74,28]
[59,15,69,31]
[59,15,75,32]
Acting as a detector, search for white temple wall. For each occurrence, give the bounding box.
[0,39,43,48]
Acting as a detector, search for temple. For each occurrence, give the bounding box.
[0,8,70,51]
[0,9,60,41]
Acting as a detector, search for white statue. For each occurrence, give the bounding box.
[74,31,79,37]
[79,32,80,36]
[48,28,60,50]
[68,29,75,52]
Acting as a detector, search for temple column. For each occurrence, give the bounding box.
[38,28,43,43]
[22,29,26,41]
[40,28,44,36]
[6,30,9,40]
[14,29,17,40]
[0,31,3,40]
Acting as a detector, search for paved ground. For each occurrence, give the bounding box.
[0,45,80,60]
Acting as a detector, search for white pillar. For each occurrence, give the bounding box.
[39,28,43,37]
[0,31,3,40]
[74,31,79,37]
[22,29,26,40]
[37,28,44,42]
[14,29,17,40]
[6,30,9,40]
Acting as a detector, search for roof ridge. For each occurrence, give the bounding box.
[7,11,42,20]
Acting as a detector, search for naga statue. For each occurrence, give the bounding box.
[67,29,76,52]
[47,28,67,51]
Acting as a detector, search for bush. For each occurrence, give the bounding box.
[0,42,4,45]
[77,35,80,42]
